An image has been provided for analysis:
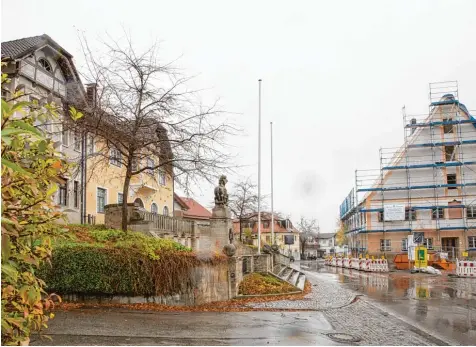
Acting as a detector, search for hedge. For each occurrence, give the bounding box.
[39,225,227,297]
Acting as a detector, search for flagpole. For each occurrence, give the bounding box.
[258,79,262,255]
[270,121,274,245]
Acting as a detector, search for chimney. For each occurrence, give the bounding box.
[85,83,97,107]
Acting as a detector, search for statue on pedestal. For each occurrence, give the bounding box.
[214,175,229,207]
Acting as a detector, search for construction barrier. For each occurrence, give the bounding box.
[364,259,372,272]
[325,257,389,273]
[456,259,476,277]
[351,258,360,270]
[343,258,352,268]
[336,258,343,267]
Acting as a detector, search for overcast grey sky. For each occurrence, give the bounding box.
[2,0,476,233]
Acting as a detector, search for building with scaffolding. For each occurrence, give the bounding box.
[339,82,476,260]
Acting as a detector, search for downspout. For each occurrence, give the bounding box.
[81,130,87,224]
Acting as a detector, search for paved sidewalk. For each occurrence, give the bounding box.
[248,270,451,346]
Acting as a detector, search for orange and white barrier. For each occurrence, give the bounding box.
[331,257,337,267]
[456,260,476,277]
[343,258,352,268]
[359,259,366,270]
[364,259,372,272]
[351,258,360,270]
[336,258,343,267]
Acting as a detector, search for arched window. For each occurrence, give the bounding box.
[134,198,144,208]
[151,203,158,214]
[38,58,52,72]
[163,206,169,216]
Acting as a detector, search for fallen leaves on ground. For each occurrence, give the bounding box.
[55,280,313,313]
[238,273,298,295]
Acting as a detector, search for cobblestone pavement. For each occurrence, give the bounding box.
[247,269,451,346]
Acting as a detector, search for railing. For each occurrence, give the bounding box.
[142,210,193,234]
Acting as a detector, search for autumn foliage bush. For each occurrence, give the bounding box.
[1,67,83,345]
[40,225,227,297]
[238,273,297,295]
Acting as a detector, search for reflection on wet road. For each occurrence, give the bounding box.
[300,261,476,346]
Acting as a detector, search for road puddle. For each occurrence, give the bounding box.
[301,261,476,345]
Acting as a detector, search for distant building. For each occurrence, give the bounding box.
[233,212,301,260]
[173,194,212,224]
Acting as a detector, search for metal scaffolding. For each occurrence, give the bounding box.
[342,81,476,258]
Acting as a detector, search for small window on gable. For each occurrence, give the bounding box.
[38,58,52,72]
[443,118,453,134]
[445,146,455,161]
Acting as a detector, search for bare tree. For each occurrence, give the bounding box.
[228,178,265,242]
[77,33,237,231]
[297,216,320,260]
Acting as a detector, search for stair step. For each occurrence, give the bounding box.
[279,267,293,281]
[289,270,300,286]
[296,273,306,291]
[278,266,289,278]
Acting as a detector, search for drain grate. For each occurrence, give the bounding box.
[324,332,362,343]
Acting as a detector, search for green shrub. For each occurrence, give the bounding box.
[41,225,226,297]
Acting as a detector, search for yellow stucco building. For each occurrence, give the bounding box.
[85,138,174,224]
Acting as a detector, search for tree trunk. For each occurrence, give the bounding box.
[239,218,243,242]
[121,173,132,232]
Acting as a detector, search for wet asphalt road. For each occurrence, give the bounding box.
[31,310,341,346]
[299,260,476,346]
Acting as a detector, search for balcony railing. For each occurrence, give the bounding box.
[142,210,193,234]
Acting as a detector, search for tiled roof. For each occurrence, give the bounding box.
[1,34,73,59]
[177,196,212,220]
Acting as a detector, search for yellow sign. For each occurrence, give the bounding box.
[366,254,369,259]
[462,251,468,257]
[415,246,428,268]
[359,254,362,259]
[371,256,375,260]
[381,255,385,260]
[416,286,429,299]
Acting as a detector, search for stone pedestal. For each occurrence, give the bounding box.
[200,205,232,254]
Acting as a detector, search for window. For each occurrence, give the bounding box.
[380,239,391,251]
[59,180,68,206]
[88,135,95,154]
[263,221,270,228]
[73,181,79,208]
[378,211,384,222]
[445,146,455,161]
[443,118,454,134]
[447,174,457,189]
[117,193,123,205]
[163,206,169,216]
[146,158,154,175]
[265,235,271,243]
[151,203,158,214]
[424,238,433,250]
[110,148,122,167]
[405,208,417,221]
[131,158,139,172]
[467,205,476,219]
[62,126,69,146]
[38,58,52,72]
[432,207,444,220]
[97,188,107,213]
[74,131,81,151]
[469,236,476,249]
[158,170,166,186]
[401,238,408,251]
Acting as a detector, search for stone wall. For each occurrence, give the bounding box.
[242,254,271,274]
[62,260,237,306]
